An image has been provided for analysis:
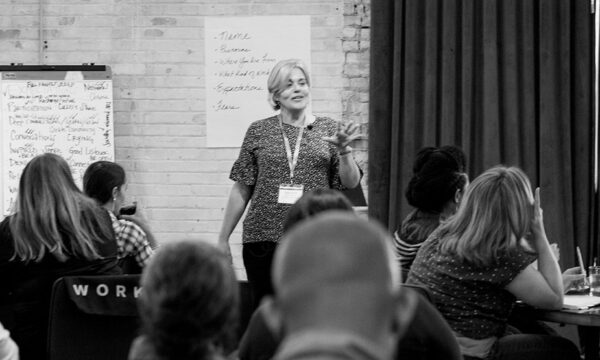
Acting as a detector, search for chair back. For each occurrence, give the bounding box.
[47,275,141,360]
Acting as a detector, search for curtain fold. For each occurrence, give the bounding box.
[369,0,594,268]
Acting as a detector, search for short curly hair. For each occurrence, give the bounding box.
[138,240,239,360]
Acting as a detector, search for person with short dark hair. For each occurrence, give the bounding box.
[128,240,239,360]
[394,145,469,281]
[407,166,580,360]
[83,161,156,270]
[0,153,120,360]
[238,198,462,360]
[268,212,403,360]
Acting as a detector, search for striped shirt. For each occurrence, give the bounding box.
[394,209,442,281]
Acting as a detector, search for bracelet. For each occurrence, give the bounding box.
[339,148,352,156]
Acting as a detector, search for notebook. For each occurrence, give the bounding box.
[562,295,600,310]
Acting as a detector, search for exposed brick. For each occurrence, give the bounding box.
[0,29,21,39]
[150,17,177,26]
[144,29,164,37]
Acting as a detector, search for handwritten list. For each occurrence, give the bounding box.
[1,78,114,215]
[205,16,311,147]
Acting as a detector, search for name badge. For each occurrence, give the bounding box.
[278,184,304,204]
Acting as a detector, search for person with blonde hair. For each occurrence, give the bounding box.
[0,153,120,360]
[219,59,362,309]
[407,166,579,360]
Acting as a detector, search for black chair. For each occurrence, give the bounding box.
[47,275,141,360]
[118,255,143,274]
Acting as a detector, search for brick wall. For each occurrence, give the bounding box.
[0,0,371,277]
[341,0,370,189]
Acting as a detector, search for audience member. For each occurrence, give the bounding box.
[407,166,580,360]
[0,153,120,360]
[394,145,468,281]
[84,160,156,271]
[268,212,403,360]
[129,240,238,360]
[239,194,461,360]
[282,188,354,232]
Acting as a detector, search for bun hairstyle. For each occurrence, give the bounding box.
[405,146,467,213]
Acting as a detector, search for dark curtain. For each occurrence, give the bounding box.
[369,0,595,268]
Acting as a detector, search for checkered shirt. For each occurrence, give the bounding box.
[108,211,153,267]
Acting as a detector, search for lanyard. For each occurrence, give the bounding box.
[278,116,305,183]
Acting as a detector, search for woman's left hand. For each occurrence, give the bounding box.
[530,187,547,240]
[322,121,362,151]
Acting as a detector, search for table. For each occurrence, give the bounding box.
[529,306,600,360]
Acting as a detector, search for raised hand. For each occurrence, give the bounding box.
[531,187,545,235]
[322,121,362,151]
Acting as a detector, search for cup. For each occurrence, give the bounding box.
[589,266,600,296]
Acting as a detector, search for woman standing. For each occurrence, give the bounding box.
[0,153,120,360]
[218,59,362,307]
[406,166,579,360]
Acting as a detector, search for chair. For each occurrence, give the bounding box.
[47,275,141,360]
[118,255,143,274]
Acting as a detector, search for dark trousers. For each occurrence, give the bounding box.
[243,241,277,311]
[463,334,580,360]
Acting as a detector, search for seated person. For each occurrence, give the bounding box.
[282,188,354,232]
[270,212,404,359]
[84,161,156,271]
[394,146,468,281]
[128,240,238,360]
[407,166,580,360]
[238,192,461,360]
[252,211,454,360]
[0,153,120,360]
